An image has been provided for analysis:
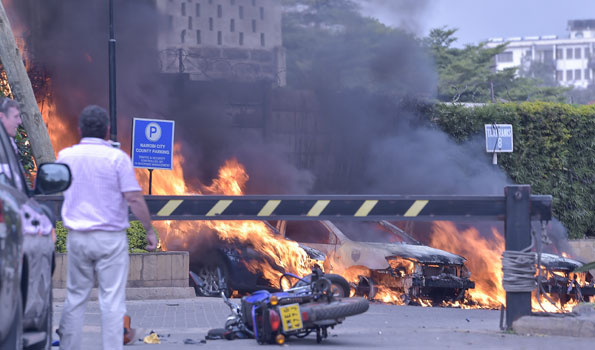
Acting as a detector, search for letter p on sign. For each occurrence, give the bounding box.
[145,122,162,142]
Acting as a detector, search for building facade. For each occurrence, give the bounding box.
[157,0,286,86]
[487,20,595,88]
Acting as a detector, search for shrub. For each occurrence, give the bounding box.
[429,102,595,238]
[54,221,159,253]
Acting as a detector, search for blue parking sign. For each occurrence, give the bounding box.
[485,124,513,153]
[132,118,175,169]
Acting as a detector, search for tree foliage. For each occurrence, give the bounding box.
[424,28,569,103]
[281,0,435,96]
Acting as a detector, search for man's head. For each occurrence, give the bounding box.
[0,97,22,138]
[79,105,109,139]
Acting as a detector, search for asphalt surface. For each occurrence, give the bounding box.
[51,297,593,349]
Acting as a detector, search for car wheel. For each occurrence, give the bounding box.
[195,256,231,297]
[353,275,377,300]
[1,292,23,350]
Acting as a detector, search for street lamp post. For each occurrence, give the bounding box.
[108,0,117,142]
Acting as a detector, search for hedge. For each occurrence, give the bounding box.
[55,221,159,253]
[429,102,595,238]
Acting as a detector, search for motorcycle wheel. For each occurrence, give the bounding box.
[324,274,350,298]
[307,297,369,322]
[295,274,350,297]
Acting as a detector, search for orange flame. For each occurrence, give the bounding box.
[430,221,505,308]
[149,158,318,289]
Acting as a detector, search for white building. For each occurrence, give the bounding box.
[157,0,286,86]
[487,20,595,88]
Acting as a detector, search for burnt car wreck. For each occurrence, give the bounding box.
[279,220,475,304]
[538,253,595,306]
[189,223,326,297]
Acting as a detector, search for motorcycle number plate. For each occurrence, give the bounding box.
[279,303,303,332]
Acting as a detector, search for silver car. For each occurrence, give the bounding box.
[0,123,71,350]
[278,220,475,304]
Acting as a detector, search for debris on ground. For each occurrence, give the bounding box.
[144,332,161,344]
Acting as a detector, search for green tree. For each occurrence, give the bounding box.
[281,0,435,96]
[424,28,569,103]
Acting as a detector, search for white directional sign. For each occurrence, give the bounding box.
[485,124,513,153]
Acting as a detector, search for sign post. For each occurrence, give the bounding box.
[485,124,513,165]
[132,118,175,194]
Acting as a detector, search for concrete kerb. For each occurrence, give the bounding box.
[513,304,595,338]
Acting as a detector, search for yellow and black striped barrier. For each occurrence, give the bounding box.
[37,192,552,221]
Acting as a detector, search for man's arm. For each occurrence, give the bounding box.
[123,191,158,251]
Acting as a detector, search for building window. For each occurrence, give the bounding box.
[496,51,513,63]
[585,68,591,80]
[556,70,563,81]
[231,0,236,4]
[209,17,213,31]
[575,47,582,59]
[260,7,264,20]
[208,0,213,4]
[566,48,573,59]
[252,20,257,33]
[181,30,186,43]
[168,15,173,29]
[566,70,573,81]
[239,32,244,46]
[525,50,531,58]
[217,5,222,18]
[230,19,235,32]
[196,30,201,44]
[260,33,265,47]
[181,3,186,16]
[252,0,256,6]
[196,3,200,17]
[188,16,193,30]
[217,31,222,45]
[575,69,582,80]
[556,48,563,59]
[239,6,244,19]
[586,48,591,58]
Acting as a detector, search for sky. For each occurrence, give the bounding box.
[359,0,595,47]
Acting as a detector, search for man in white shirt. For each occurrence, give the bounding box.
[57,105,157,350]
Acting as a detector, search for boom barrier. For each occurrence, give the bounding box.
[37,192,551,222]
[37,185,551,330]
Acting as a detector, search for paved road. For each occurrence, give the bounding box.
[52,297,592,349]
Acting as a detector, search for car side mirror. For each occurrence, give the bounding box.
[34,163,72,195]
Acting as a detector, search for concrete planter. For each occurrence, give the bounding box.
[53,251,190,289]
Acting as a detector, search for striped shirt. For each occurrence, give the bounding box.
[57,137,141,232]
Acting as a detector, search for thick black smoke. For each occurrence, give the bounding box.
[10,0,313,194]
[8,1,571,254]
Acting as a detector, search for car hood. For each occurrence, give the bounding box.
[540,253,584,271]
[365,242,467,265]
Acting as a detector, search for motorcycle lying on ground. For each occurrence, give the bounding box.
[210,267,370,344]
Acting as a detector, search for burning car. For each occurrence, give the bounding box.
[189,222,327,297]
[277,220,475,304]
[538,253,595,306]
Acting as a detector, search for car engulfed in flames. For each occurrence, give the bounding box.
[538,253,595,307]
[278,220,475,305]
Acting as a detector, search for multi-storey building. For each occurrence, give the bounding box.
[157,0,286,86]
[487,20,595,88]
